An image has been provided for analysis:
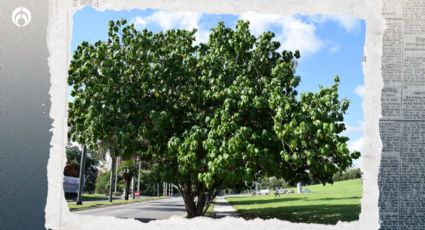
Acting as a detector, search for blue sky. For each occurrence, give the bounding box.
[71,7,366,166]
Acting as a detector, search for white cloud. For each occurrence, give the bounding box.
[331,15,361,33]
[349,137,364,152]
[131,11,209,44]
[146,11,202,30]
[131,11,360,54]
[132,16,147,28]
[239,12,282,36]
[349,135,365,168]
[239,12,324,56]
[345,125,363,134]
[278,16,324,55]
[342,120,364,135]
[329,45,340,53]
[355,84,365,98]
[312,14,361,33]
[195,29,210,44]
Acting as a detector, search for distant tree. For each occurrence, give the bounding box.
[94,171,110,194]
[333,168,362,182]
[64,144,99,193]
[118,160,138,200]
[135,163,163,196]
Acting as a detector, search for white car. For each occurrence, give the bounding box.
[277,188,287,194]
[258,189,270,195]
[277,188,294,194]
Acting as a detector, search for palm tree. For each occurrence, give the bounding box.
[118,160,137,200]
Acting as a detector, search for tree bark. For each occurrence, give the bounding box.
[180,182,208,218]
[196,193,207,215]
[108,154,117,202]
[181,182,196,217]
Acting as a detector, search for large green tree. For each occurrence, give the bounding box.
[68,19,360,217]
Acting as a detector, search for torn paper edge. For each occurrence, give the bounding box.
[45,0,384,229]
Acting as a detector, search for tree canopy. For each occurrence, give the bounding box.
[68,19,360,217]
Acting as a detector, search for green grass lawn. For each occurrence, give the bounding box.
[204,200,216,217]
[66,193,115,202]
[67,195,166,211]
[226,179,362,224]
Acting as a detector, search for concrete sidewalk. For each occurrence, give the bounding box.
[212,196,238,218]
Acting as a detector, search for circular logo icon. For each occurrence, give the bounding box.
[12,7,31,27]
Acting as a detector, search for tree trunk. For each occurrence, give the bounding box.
[108,155,117,202]
[130,177,134,199]
[196,193,207,215]
[124,178,131,200]
[180,182,207,218]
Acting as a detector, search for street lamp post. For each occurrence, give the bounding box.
[131,177,135,199]
[137,157,141,194]
[76,144,87,205]
[114,156,119,194]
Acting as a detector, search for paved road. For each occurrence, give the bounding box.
[75,197,187,222]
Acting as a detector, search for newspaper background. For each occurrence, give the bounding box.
[45,0,394,229]
[379,0,425,228]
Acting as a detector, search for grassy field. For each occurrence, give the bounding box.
[67,194,166,211]
[226,179,362,224]
[66,193,118,202]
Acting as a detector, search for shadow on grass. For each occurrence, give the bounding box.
[67,195,120,202]
[228,197,304,205]
[314,196,361,201]
[235,203,361,225]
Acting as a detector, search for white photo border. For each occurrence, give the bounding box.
[45,0,384,229]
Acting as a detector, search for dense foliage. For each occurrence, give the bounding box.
[68,19,360,217]
[333,168,362,182]
[94,171,111,194]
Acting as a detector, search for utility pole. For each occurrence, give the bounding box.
[131,157,136,199]
[130,177,135,199]
[168,183,173,196]
[163,182,166,196]
[114,157,120,194]
[137,157,141,193]
[76,144,87,205]
[108,155,117,202]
